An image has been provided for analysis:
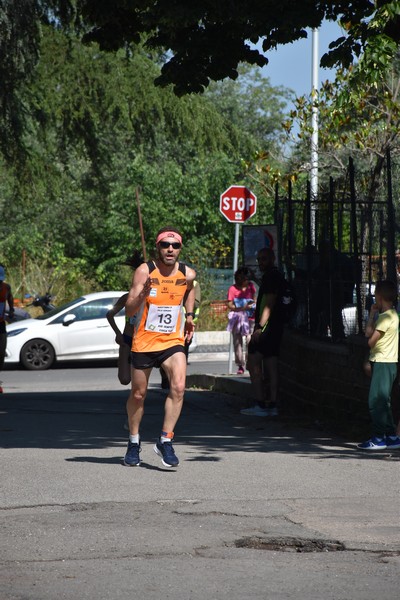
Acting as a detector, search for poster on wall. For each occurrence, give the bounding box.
[242,225,279,270]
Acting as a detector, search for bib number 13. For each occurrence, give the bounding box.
[145,304,180,333]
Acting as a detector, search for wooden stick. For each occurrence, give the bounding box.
[136,186,147,262]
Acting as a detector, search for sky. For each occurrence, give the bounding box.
[261,20,344,99]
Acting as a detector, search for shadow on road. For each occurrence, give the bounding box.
[1,388,400,463]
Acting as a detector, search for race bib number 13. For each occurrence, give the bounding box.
[145,304,180,334]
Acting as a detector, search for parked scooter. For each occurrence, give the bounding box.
[25,291,56,313]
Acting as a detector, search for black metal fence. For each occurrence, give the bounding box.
[275,155,399,340]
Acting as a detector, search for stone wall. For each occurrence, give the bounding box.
[190,329,400,436]
[279,330,371,433]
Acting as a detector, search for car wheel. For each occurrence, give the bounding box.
[20,339,56,370]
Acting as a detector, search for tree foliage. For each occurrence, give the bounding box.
[64,1,400,94]
[0,1,398,163]
[0,1,399,144]
[2,2,399,299]
[0,26,290,295]
[0,0,42,159]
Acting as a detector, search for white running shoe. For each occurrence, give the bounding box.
[240,405,269,417]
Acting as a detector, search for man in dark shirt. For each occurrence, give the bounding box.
[241,248,285,417]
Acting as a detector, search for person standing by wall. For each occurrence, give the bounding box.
[0,265,14,393]
[124,227,196,468]
[227,268,256,374]
[358,279,400,450]
[241,248,285,417]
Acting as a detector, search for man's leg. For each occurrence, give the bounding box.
[241,350,268,415]
[263,355,279,407]
[247,351,265,405]
[153,351,186,467]
[261,325,283,414]
[158,351,187,433]
[124,366,152,466]
[244,322,255,367]
[127,366,152,435]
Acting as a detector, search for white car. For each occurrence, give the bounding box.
[5,291,127,370]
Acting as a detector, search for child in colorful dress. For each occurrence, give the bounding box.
[227,268,256,375]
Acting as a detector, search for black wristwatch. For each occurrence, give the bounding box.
[186,312,195,318]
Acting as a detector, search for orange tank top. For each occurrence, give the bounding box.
[131,261,188,353]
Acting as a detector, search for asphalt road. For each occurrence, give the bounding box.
[1,361,400,600]
[1,357,230,394]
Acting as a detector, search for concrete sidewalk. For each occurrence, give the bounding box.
[188,328,251,405]
[186,370,252,406]
[188,330,252,405]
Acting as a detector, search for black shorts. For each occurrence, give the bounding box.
[131,345,185,370]
[248,322,284,358]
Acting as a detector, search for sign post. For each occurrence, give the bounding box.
[220,185,257,374]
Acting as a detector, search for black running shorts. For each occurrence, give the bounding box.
[130,345,185,369]
[248,322,284,358]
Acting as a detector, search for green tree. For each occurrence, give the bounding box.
[0,26,290,290]
[0,1,398,166]
[68,1,400,94]
[205,64,292,149]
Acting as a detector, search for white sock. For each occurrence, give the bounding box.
[129,434,139,444]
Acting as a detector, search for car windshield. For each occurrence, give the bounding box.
[35,297,85,320]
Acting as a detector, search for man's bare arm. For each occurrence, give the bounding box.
[183,267,197,314]
[183,267,197,343]
[125,264,152,317]
[259,292,277,327]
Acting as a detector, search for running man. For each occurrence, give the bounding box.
[124,227,196,467]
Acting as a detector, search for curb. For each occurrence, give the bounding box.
[188,352,229,362]
[186,373,251,405]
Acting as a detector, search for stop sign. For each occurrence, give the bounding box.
[220,185,257,223]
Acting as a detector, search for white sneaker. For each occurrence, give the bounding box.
[240,405,268,417]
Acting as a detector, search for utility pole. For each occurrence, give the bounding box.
[310,28,319,245]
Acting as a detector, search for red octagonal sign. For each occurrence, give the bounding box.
[220,185,257,223]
